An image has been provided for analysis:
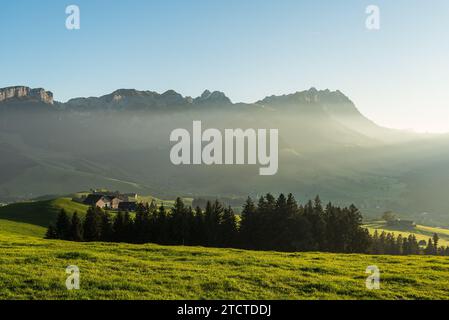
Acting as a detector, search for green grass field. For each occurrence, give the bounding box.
[1,199,449,300]
[1,218,449,300]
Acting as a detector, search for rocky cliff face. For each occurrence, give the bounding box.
[0,86,54,104]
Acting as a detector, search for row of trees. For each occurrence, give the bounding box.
[46,194,449,256]
[370,230,449,256]
[46,199,240,247]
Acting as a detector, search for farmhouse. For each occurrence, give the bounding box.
[82,191,139,210]
[110,197,122,210]
[118,202,138,212]
[83,194,113,209]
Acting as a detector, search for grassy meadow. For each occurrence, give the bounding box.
[1,218,449,300]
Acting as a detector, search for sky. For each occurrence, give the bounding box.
[0,0,448,133]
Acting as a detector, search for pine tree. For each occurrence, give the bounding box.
[204,200,222,247]
[288,207,312,251]
[191,206,205,245]
[134,204,148,243]
[285,194,298,216]
[433,233,439,252]
[371,230,380,254]
[100,211,114,242]
[345,205,368,253]
[304,197,325,251]
[70,212,83,241]
[45,224,58,239]
[55,209,71,240]
[425,238,435,255]
[155,204,168,244]
[378,231,387,254]
[123,211,134,243]
[170,198,187,245]
[219,206,238,247]
[239,197,257,249]
[410,235,420,255]
[396,234,403,255]
[83,206,103,241]
[112,211,123,242]
[183,206,195,245]
[402,237,410,255]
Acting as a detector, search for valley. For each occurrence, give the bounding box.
[1,86,449,225]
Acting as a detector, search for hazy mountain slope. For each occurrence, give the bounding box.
[1,86,449,224]
[257,88,420,144]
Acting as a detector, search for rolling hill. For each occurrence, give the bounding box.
[0,198,89,227]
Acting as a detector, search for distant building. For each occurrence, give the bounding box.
[118,202,137,212]
[83,194,112,209]
[82,190,138,210]
[110,197,122,210]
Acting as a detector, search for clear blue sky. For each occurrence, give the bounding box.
[1,0,448,132]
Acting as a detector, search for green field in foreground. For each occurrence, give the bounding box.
[1,220,449,300]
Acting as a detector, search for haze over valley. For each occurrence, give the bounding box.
[1,85,449,225]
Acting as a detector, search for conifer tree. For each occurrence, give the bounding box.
[433,233,439,253]
[82,206,103,241]
[100,211,114,242]
[112,211,125,242]
[123,211,133,243]
[396,234,403,255]
[425,238,435,255]
[134,204,148,243]
[219,206,238,247]
[55,209,71,240]
[156,204,168,244]
[191,206,205,245]
[170,198,187,245]
[239,197,257,249]
[70,212,83,241]
[371,230,380,254]
[45,224,58,239]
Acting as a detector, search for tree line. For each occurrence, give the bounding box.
[370,230,449,255]
[46,194,449,256]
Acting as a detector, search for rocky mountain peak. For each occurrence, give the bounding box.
[195,90,232,105]
[257,88,351,107]
[0,86,54,104]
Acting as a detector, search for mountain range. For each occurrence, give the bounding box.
[1,85,448,225]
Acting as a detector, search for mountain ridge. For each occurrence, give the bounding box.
[0,85,421,144]
[0,85,355,111]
